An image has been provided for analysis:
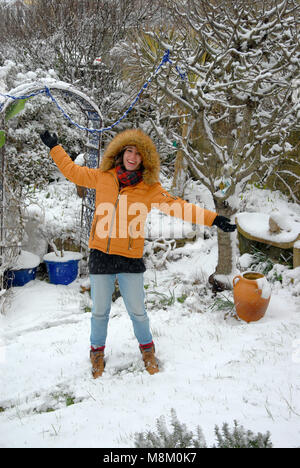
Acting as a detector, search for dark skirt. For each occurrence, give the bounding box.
[88,248,146,274]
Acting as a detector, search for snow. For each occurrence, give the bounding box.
[1,1,299,448]
[43,252,83,263]
[73,153,85,166]
[10,250,40,270]
[1,78,103,120]
[237,212,300,244]
[28,180,82,257]
[269,211,295,232]
[0,185,300,448]
[256,276,272,300]
[239,253,254,269]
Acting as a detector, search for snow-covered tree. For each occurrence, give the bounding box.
[0,0,165,110]
[124,0,300,282]
[0,60,91,283]
[0,61,86,192]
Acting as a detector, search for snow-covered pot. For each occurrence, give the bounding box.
[5,267,38,288]
[5,251,40,287]
[43,251,82,285]
[232,272,271,323]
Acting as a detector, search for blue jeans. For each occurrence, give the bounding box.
[90,273,153,348]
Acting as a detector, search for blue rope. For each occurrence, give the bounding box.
[0,49,184,133]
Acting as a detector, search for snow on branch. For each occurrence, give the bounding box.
[125,0,300,214]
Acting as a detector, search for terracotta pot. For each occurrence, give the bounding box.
[232,272,271,323]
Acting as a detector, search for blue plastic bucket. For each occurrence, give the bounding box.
[5,267,37,288]
[44,257,81,285]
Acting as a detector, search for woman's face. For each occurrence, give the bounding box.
[123,146,142,171]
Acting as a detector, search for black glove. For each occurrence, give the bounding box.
[40,130,58,149]
[212,215,236,232]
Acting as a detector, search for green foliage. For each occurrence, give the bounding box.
[146,289,176,308]
[209,293,235,313]
[65,395,75,407]
[0,61,86,193]
[250,247,278,276]
[5,98,28,121]
[134,409,273,449]
[177,293,187,304]
[209,293,237,320]
[247,246,293,278]
[0,130,5,148]
[146,284,188,309]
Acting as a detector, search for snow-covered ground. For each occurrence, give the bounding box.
[0,183,299,448]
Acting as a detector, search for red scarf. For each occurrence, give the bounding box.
[116,165,143,188]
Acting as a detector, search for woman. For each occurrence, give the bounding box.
[40,128,236,378]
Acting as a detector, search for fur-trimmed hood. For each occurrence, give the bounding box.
[99,128,160,185]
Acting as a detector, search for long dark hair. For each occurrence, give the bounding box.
[114,148,144,171]
[114,149,126,167]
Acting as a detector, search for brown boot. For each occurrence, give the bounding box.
[140,344,159,375]
[90,349,105,378]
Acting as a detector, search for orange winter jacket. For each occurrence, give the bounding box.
[50,129,217,258]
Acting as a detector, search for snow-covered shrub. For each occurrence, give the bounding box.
[214,420,273,449]
[238,244,293,277]
[0,62,84,191]
[134,409,273,448]
[29,180,82,257]
[282,266,300,297]
[134,408,207,448]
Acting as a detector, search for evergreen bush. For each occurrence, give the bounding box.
[134,408,206,448]
[134,409,273,449]
[214,420,273,449]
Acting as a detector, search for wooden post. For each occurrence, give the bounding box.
[293,242,300,269]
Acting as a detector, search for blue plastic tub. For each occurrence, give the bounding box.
[43,252,82,285]
[5,267,37,288]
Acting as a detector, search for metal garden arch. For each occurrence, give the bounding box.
[0,80,103,291]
